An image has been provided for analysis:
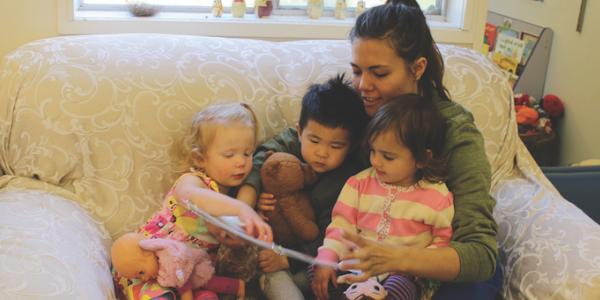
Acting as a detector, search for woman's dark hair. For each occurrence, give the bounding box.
[349,0,450,101]
[365,94,448,183]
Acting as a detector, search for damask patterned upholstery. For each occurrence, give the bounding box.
[0,34,598,299]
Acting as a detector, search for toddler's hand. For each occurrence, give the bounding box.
[238,203,273,243]
[312,266,337,300]
[257,193,276,221]
[258,249,289,273]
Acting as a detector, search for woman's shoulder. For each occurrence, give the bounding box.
[433,95,483,141]
[434,97,475,126]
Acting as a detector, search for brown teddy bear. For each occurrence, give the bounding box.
[260,151,319,246]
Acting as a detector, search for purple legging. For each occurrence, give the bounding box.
[383,274,418,300]
[307,266,417,299]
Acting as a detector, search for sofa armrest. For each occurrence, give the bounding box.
[541,166,600,224]
[0,189,114,299]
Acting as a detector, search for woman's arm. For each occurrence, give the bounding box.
[338,230,460,283]
[441,111,498,282]
[426,98,499,282]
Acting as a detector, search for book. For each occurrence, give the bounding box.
[521,32,539,65]
[493,34,526,75]
[484,23,497,51]
[182,199,340,269]
[497,23,521,40]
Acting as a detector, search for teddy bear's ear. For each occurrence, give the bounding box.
[301,163,318,185]
[264,150,274,160]
[266,160,281,175]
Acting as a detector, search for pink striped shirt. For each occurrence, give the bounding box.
[317,168,454,263]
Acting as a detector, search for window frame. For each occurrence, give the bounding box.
[77,0,445,15]
[58,0,486,49]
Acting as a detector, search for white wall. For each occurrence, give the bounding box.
[489,0,600,165]
[0,1,58,59]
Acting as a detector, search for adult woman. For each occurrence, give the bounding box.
[311,0,501,299]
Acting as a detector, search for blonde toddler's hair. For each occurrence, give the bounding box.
[179,102,258,171]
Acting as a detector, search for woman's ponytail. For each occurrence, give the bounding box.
[385,0,420,8]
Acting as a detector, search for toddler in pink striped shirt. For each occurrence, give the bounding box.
[312,94,453,300]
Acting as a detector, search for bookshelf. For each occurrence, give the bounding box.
[485,11,553,100]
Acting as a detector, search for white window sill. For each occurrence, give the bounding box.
[58,0,486,47]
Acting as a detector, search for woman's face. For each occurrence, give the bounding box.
[350,38,420,117]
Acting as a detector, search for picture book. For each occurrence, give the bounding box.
[493,34,526,75]
[484,22,497,51]
[521,32,539,65]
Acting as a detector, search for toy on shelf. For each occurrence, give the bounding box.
[514,93,564,136]
[515,93,564,166]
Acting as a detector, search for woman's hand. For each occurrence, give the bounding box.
[338,230,461,282]
[258,249,289,273]
[256,192,276,221]
[336,230,405,284]
[311,266,337,300]
[237,203,273,243]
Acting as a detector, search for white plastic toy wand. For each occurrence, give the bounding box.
[182,199,340,270]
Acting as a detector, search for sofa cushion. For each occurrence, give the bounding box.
[0,189,113,299]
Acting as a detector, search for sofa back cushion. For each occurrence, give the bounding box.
[0,34,514,237]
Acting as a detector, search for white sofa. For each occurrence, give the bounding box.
[0,34,598,300]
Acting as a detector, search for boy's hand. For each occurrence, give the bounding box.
[311,266,337,300]
[257,193,276,220]
[258,249,289,273]
[238,204,273,243]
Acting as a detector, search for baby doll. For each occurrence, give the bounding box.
[111,232,244,300]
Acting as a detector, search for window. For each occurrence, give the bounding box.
[78,0,443,15]
[59,0,486,49]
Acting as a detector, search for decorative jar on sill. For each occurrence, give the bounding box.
[334,0,347,20]
[355,0,366,16]
[255,0,273,18]
[212,0,223,17]
[307,0,324,19]
[232,0,247,18]
[126,0,158,17]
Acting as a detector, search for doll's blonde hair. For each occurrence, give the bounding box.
[180,102,258,171]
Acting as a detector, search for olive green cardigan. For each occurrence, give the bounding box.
[435,94,499,282]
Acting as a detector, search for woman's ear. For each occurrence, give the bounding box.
[412,57,428,81]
